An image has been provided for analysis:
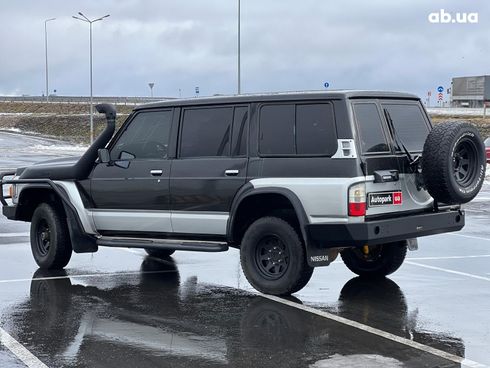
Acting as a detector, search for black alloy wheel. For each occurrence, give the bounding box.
[254,235,290,280]
[453,137,479,187]
[35,219,51,257]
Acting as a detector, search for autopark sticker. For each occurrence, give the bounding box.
[368,191,403,207]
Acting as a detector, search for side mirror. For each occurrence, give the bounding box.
[98,148,111,164]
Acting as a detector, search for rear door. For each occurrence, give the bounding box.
[351,100,432,216]
[90,109,174,234]
[170,105,249,235]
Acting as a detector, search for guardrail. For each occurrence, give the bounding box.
[0,95,175,105]
[426,107,488,117]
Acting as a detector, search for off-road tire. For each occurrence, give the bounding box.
[341,241,407,277]
[30,203,72,269]
[422,121,485,204]
[145,248,175,258]
[240,216,314,295]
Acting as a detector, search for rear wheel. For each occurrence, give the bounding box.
[145,248,175,258]
[240,216,313,295]
[341,241,407,277]
[30,203,72,269]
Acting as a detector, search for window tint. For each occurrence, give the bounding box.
[111,110,172,160]
[180,107,233,157]
[296,104,336,155]
[259,103,337,155]
[232,107,248,156]
[259,105,295,154]
[382,104,429,152]
[353,104,389,153]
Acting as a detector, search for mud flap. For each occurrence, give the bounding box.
[63,204,98,253]
[305,242,340,267]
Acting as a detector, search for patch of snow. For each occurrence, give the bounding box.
[2,127,21,133]
[31,144,88,153]
[310,354,403,368]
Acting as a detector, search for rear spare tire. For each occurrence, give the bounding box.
[422,121,485,204]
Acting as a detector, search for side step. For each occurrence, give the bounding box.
[97,236,229,252]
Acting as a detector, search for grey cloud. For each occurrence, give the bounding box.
[0,0,488,98]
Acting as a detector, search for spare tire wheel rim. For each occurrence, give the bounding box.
[255,234,290,280]
[453,137,479,188]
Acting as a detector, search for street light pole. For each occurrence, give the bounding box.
[89,21,93,143]
[237,0,241,95]
[73,12,110,144]
[44,18,56,102]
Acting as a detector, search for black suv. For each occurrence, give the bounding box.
[0,91,486,295]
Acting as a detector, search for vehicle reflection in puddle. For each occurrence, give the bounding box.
[7,257,464,367]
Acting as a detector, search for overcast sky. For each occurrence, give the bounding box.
[0,0,488,99]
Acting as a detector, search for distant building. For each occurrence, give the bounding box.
[451,75,490,108]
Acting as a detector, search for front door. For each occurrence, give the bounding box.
[90,109,174,234]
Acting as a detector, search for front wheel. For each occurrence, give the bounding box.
[30,203,72,269]
[341,241,407,278]
[240,216,313,296]
[145,248,175,258]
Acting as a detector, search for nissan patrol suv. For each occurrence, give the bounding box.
[0,91,486,295]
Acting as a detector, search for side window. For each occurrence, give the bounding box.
[353,103,390,154]
[111,110,172,160]
[180,107,233,158]
[259,103,337,155]
[259,104,295,154]
[231,106,248,156]
[296,104,336,155]
[382,104,429,152]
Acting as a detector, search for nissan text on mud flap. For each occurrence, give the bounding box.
[0,91,486,296]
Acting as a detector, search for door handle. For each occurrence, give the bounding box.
[150,170,163,176]
[225,169,239,176]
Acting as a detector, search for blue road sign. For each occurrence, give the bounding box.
[324,82,330,89]
[437,86,444,93]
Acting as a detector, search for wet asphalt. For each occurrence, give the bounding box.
[0,131,489,368]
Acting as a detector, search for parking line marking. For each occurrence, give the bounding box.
[0,327,48,368]
[260,294,489,368]
[0,233,29,238]
[447,233,490,242]
[408,254,490,260]
[464,209,487,213]
[0,243,28,247]
[0,270,178,284]
[405,261,490,282]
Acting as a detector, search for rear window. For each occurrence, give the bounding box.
[259,103,337,156]
[353,103,390,154]
[382,103,429,152]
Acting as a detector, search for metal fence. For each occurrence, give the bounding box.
[0,95,175,105]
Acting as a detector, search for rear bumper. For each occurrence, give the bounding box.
[306,209,465,248]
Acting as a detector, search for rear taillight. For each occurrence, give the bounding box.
[348,183,366,216]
